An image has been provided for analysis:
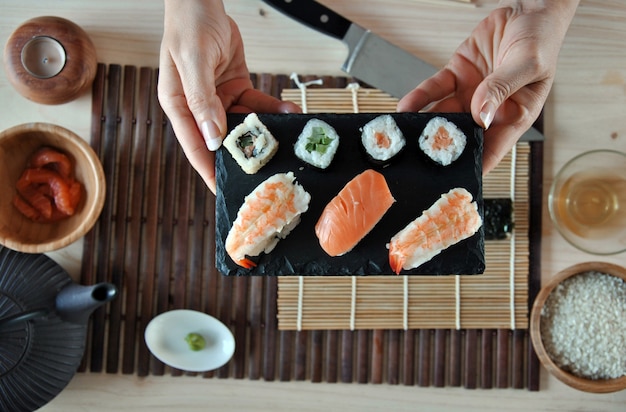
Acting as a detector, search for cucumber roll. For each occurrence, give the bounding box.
[293,118,340,170]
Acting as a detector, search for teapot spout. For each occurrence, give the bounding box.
[56,282,117,324]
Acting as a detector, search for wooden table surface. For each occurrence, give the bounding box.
[1,0,625,410]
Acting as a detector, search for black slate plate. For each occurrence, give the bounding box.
[216,113,484,276]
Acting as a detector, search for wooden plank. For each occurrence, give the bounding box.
[91,63,121,373]
[79,62,106,373]
[340,330,354,383]
[247,276,263,380]
[464,329,478,389]
[449,330,462,387]
[325,331,338,383]
[402,330,415,386]
[496,329,510,388]
[152,87,178,376]
[131,67,157,376]
[233,276,249,379]
[481,329,494,389]
[356,330,368,383]
[417,329,431,387]
[387,330,400,385]
[311,330,323,382]
[116,65,137,375]
[295,330,308,381]
[433,329,447,387]
[371,330,384,384]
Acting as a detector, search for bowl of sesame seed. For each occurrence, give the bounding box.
[530,262,626,393]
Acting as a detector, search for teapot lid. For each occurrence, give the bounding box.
[0,246,87,412]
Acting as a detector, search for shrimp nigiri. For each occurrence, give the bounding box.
[225,172,311,269]
[388,187,482,274]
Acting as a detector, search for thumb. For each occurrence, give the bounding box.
[196,93,227,151]
[471,57,539,130]
[181,75,228,151]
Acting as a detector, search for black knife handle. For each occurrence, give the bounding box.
[262,0,351,40]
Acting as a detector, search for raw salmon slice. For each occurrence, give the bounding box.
[28,146,73,178]
[19,168,78,216]
[315,169,395,257]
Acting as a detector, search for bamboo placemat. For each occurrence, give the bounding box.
[278,85,529,331]
[82,64,542,390]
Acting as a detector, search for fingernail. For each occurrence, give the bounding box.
[479,101,496,130]
[201,120,222,151]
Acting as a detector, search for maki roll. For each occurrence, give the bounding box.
[293,118,340,170]
[360,114,406,164]
[223,113,278,174]
[419,116,467,166]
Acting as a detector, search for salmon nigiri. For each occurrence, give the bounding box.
[388,187,482,274]
[226,172,311,269]
[315,169,395,257]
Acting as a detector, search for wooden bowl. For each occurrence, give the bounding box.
[530,262,626,393]
[0,123,105,253]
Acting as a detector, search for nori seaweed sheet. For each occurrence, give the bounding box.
[216,113,484,276]
[483,198,513,240]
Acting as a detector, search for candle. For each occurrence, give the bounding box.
[4,16,97,104]
[20,36,67,79]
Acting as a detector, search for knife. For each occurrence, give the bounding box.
[262,0,544,141]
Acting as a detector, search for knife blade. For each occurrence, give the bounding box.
[261,0,544,141]
[262,0,437,99]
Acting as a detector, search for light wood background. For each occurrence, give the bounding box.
[1,0,625,410]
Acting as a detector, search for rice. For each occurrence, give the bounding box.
[360,114,405,164]
[418,116,467,166]
[223,113,278,174]
[540,271,626,380]
[293,118,340,170]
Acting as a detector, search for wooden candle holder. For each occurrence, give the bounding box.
[3,16,97,105]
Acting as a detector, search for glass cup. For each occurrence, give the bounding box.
[548,150,626,255]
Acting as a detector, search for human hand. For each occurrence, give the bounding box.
[397,0,579,174]
[158,0,300,193]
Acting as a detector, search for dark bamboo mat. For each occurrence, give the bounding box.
[81,63,542,390]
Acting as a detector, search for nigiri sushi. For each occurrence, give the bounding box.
[419,117,467,166]
[388,187,482,274]
[294,118,340,169]
[360,114,405,165]
[225,172,311,269]
[315,169,395,257]
[223,113,278,174]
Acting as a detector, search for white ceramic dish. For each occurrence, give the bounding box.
[144,309,235,372]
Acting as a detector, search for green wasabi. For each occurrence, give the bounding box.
[185,332,206,351]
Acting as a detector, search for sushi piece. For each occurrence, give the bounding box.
[388,187,482,274]
[293,118,340,170]
[315,169,395,257]
[225,172,311,269]
[223,113,278,174]
[360,114,406,164]
[419,116,467,166]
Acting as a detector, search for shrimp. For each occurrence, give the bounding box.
[388,188,482,274]
[225,172,311,269]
